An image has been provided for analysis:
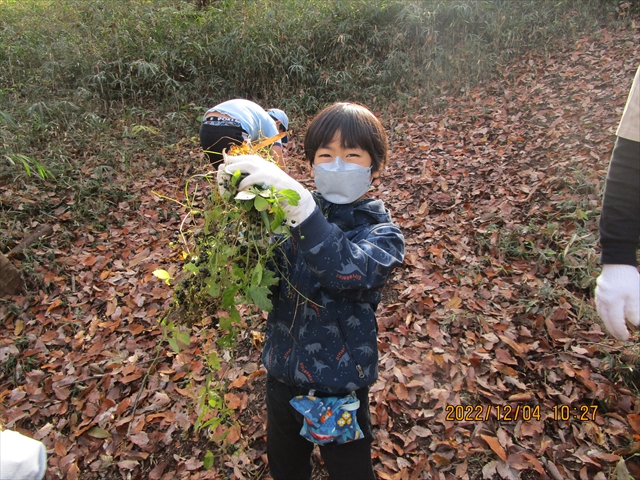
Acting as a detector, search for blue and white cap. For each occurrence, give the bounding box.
[267,108,289,144]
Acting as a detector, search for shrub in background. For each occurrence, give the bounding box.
[0,0,626,191]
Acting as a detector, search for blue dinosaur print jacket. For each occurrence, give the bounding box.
[263,194,405,394]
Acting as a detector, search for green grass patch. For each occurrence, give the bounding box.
[0,0,629,225]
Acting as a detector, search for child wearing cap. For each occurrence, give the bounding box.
[199,98,288,167]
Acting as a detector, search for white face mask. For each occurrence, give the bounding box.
[313,156,372,204]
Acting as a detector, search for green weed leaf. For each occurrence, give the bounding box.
[207,351,221,371]
[184,263,198,274]
[221,286,238,308]
[203,451,214,470]
[261,269,280,287]
[254,195,270,211]
[279,188,301,206]
[159,161,296,431]
[206,277,220,298]
[229,305,240,324]
[168,337,180,353]
[251,263,263,285]
[270,208,286,232]
[249,286,272,312]
[219,316,232,332]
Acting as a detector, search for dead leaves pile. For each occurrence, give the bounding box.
[370,26,640,480]
[1,24,639,480]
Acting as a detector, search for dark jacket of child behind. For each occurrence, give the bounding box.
[264,192,405,394]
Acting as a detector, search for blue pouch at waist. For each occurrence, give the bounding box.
[289,392,364,446]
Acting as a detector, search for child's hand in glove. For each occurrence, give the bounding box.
[595,264,640,341]
[223,154,316,226]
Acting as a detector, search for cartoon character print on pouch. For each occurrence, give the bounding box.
[289,393,364,446]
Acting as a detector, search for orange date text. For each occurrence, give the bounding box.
[445,404,541,422]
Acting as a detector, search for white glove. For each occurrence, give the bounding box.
[0,430,47,480]
[223,154,316,226]
[595,264,640,341]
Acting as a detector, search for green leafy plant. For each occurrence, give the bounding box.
[153,150,300,433]
[152,150,301,433]
[195,354,233,433]
[156,152,299,344]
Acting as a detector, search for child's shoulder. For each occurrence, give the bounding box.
[354,197,392,221]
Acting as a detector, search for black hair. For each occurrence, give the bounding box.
[303,103,388,173]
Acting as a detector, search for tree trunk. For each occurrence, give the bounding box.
[7,224,53,259]
[0,252,25,297]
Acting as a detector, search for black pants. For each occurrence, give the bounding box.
[199,123,245,166]
[266,375,375,480]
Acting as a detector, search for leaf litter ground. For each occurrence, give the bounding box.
[1,24,640,480]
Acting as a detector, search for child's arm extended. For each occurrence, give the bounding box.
[292,206,404,292]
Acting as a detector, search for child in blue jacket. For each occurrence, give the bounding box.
[221,102,405,479]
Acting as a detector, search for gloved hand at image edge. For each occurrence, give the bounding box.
[0,429,47,480]
[595,264,640,341]
[222,154,316,226]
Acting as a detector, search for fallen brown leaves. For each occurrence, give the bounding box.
[1,24,639,480]
[368,25,640,480]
